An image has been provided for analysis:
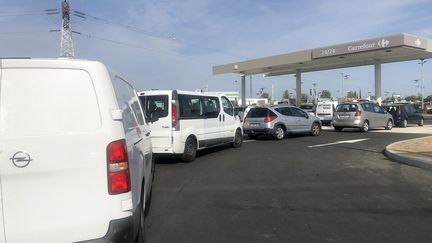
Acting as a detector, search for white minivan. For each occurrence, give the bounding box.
[0,58,153,243]
[138,90,243,162]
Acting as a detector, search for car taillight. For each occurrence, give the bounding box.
[397,106,401,115]
[354,110,362,117]
[172,103,178,127]
[263,116,277,123]
[107,139,131,195]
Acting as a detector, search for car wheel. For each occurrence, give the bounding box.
[334,126,343,132]
[385,119,393,130]
[418,118,424,126]
[310,122,321,136]
[402,119,408,128]
[247,134,258,139]
[360,120,369,132]
[273,125,285,140]
[181,137,197,162]
[232,129,243,148]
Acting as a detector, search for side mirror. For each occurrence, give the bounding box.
[150,112,159,122]
[234,108,239,116]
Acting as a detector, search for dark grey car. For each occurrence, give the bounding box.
[243,105,322,140]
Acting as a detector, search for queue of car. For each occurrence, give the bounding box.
[0,58,426,243]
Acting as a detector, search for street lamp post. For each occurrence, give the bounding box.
[418,59,427,111]
[340,73,350,101]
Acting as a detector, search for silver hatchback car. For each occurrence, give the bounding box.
[243,105,322,140]
[332,102,394,132]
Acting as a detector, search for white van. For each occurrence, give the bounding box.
[0,58,153,243]
[315,100,338,126]
[138,90,243,162]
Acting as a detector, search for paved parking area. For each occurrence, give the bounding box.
[146,128,432,243]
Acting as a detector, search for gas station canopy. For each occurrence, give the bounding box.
[213,33,432,76]
[212,33,432,106]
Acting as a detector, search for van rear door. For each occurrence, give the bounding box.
[140,92,172,152]
[0,67,108,242]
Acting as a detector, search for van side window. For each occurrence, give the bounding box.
[203,96,220,118]
[179,95,203,118]
[143,95,169,120]
[131,101,145,125]
[221,97,234,116]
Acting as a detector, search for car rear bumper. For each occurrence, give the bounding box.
[332,120,362,128]
[244,128,275,135]
[77,216,134,243]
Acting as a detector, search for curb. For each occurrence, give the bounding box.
[384,140,432,171]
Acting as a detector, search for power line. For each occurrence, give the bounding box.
[73,10,250,60]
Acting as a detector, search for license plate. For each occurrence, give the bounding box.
[249,123,259,127]
[339,114,349,118]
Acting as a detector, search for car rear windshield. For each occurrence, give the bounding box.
[141,95,169,118]
[336,104,358,112]
[246,108,276,117]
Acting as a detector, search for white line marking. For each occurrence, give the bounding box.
[308,138,370,148]
[243,140,256,143]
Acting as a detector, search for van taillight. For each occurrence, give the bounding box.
[355,110,362,117]
[264,116,277,123]
[172,103,178,127]
[107,139,131,195]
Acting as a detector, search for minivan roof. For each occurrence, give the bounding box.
[1,58,103,69]
[138,90,228,97]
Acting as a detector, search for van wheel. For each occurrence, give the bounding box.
[385,119,393,130]
[310,122,321,136]
[273,125,285,140]
[232,129,243,148]
[181,137,197,162]
[419,118,424,126]
[402,119,408,128]
[360,120,369,132]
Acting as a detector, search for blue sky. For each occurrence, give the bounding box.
[1,0,432,99]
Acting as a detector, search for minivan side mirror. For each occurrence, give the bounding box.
[234,108,239,116]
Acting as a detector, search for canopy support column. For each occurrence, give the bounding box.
[375,62,382,104]
[240,74,246,108]
[296,70,302,106]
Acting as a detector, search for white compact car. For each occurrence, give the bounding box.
[138,90,243,162]
[0,58,153,243]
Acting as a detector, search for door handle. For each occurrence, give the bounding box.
[223,114,225,121]
[145,131,151,137]
[219,114,222,122]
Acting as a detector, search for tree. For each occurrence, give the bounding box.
[405,95,421,102]
[424,95,432,103]
[320,90,331,99]
[260,92,269,99]
[347,90,358,98]
[282,90,290,99]
[301,93,309,103]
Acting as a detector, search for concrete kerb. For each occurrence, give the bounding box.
[384,137,432,171]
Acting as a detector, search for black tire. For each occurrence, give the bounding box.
[419,118,424,126]
[360,120,369,132]
[232,129,243,148]
[181,137,197,162]
[273,125,285,140]
[402,119,408,128]
[334,126,343,132]
[385,119,393,130]
[247,134,258,139]
[310,122,321,136]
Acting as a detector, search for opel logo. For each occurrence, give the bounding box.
[10,151,32,168]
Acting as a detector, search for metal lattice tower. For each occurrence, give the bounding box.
[60,0,74,58]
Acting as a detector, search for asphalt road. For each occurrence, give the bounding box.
[146,129,432,243]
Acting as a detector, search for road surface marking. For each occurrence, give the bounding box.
[308,138,369,148]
